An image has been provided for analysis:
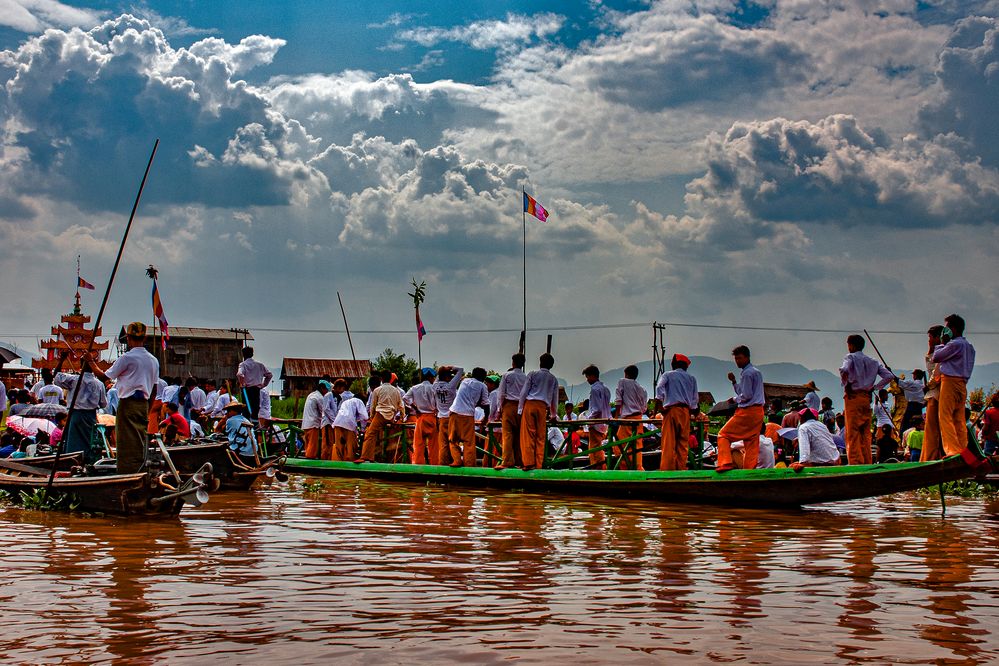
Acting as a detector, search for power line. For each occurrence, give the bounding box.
[3,320,999,337]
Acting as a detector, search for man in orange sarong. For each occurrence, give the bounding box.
[582,365,610,470]
[518,354,560,471]
[614,365,648,470]
[495,354,528,470]
[932,314,976,457]
[839,334,894,465]
[404,368,439,465]
[300,381,328,459]
[358,372,403,463]
[655,353,699,471]
[716,346,766,473]
[921,326,944,461]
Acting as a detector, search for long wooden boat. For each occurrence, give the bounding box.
[0,459,211,516]
[166,440,285,490]
[282,454,987,508]
[17,451,84,471]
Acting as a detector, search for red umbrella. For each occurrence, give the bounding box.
[5,415,58,437]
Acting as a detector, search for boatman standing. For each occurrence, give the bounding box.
[495,354,527,470]
[404,368,440,465]
[655,353,698,471]
[518,354,560,471]
[932,314,976,457]
[88,322,159,473]
[237,347,272,420]
[614,365,648,470]
[301,381,328,459]
[839,334,893,465]
[920,325,944,461]
[716,345,766,473]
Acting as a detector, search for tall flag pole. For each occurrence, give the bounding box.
[146,265,169,352]
[409,278,427,369]
[521,189,550,354]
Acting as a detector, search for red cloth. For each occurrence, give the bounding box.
[983,407,999,442]
[160,412,190,438]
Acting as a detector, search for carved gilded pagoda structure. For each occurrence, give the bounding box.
[32,292,111,374]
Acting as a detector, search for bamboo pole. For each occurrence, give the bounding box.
[45,139,160,498]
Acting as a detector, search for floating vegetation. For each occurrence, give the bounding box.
[17,488,82,512]
[916,479,999,499]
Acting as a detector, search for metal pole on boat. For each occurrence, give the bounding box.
[522,186,527,355]
[337,291,356,361]
[45,139,160,499]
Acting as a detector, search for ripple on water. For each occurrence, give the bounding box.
[2,478,999,663]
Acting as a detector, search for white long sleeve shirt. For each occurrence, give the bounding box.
[517,368,559,415]
[404,381,438,414]
[497,368,528,404]
[322,391,341,428]
[615,378,648,416]
[586,381,611,419]
[656,368,699,409]
[333,397,369,432]
[798,419,840,464]
[55,372,108,411]
[237,358,273,388]
[434,368,464,418]
[106,346,160,400]
[301,390,325,429]
[450,378,490,417]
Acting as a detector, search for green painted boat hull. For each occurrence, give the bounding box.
[284,455,979,507]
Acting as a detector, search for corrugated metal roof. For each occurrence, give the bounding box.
[281,358,372,379]
[117,326,255,341]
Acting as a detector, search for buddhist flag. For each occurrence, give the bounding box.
[416,307,427,342]
[151,279,169,350]
[524,192,549,222]
[77,276,95,290]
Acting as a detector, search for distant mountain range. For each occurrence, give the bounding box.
[562,356,999,410]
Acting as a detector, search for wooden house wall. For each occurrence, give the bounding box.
[141,339,245,383]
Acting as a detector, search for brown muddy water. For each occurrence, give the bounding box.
[2,477,999,664]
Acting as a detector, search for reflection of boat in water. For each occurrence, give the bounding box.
[0,457,211,516]
[283,454,989,508]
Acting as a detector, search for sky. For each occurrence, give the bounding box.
[1,0,998,388]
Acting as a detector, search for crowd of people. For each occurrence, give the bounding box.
[1,313,992,475]
[292,313,987,473]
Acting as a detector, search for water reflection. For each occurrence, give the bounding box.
[1,481,998,663]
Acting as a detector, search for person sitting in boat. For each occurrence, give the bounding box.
[757,423,776,469]
[791,408,841,471]
[0,432,17,458]
[8,389,33,416]
[217,401,256,464]
[159,402,191,444]
[874,424,899,463]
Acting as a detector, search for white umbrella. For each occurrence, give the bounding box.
[5,415,58,437]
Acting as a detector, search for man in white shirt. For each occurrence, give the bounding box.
[517,354,560,471]
[448,367,490,467]
[54,353,108,464]
[793,408,841,468]
[89,322,159,473]
[495,354,527,470]
[35,369,64,404]
[332,393,369,461]
[582,364,610,470]
[655,353,699,471]
[237,346,273,419]
[300,382,328,459]
[360,371,405,463]
[433,366,464,466]
[757,429,776,469]
[404,368,439,464]
[614,364,649,470]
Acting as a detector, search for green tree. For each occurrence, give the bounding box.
[372,348,420,390]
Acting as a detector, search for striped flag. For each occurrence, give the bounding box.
[416,307,427,342]
[523,192,549,222]
[77,276,95,290]
[151,280,169,350]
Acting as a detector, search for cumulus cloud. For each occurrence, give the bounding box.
[918,16,999,167]
[0,0,101,33]
[392,12,565,52]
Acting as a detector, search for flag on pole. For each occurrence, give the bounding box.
[416,307,427,342]
[77,276,95,290]
[151,280,169,350]
[523,192,550,222]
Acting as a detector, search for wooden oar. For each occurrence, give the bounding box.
[44,139,159,500]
